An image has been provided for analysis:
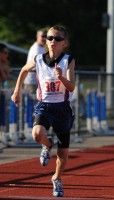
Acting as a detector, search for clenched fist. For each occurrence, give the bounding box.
[54,63,62,79]
[11,92,20,107]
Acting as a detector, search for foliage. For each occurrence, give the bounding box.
[0,0,107,68]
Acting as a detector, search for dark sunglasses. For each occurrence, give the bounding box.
[46,35,65,42]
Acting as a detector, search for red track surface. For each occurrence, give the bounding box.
[0,145,114,200]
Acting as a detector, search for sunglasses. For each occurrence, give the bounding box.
[46,36,65,42]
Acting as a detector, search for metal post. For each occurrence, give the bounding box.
[75,74,80,133]
[98,74,102,94]
[106,0,114,110]
[73,74,83,142]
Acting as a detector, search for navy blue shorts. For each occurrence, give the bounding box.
[33,101,74,148]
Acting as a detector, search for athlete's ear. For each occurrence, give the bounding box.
[46,39,48,46]
[63,39,69,50]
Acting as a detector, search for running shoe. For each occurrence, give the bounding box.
[40,138,53,166]
[52,176,64,197]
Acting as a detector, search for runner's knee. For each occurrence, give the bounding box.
[32,125,46,142]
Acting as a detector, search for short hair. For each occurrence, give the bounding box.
[36,29,47,37]
[0,43,8,52]
[48,25,68,39]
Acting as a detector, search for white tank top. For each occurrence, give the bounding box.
[35,54,73,103]
[24,42,46,85]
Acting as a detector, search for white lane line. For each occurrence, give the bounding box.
[0,163,114,195]
[0,154,114,199]
[0,188,16,193]
[0,195,107,200]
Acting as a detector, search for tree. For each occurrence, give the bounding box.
[0,0,107,68]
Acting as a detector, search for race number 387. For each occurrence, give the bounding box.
[45,81,61,92]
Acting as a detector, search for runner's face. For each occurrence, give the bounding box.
[46,29,67,53]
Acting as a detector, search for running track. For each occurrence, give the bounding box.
[0,145,114,200]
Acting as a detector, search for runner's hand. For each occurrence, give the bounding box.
[54,63,62,78]
[11,92,20,107]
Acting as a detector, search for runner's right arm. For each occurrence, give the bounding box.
[11,60,36,106]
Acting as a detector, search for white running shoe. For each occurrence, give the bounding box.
[52,176,64,197]
[40,144,52,166]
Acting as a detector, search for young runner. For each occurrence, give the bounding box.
[11,25,75,197]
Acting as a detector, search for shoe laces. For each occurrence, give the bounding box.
[42,145,50,155]
[54,179,63,190]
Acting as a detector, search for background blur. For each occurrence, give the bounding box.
[1,0,114,151]
[0,0,107,70]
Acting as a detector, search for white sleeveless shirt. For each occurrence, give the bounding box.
[24,42,46,85]
[35,53,73,103]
